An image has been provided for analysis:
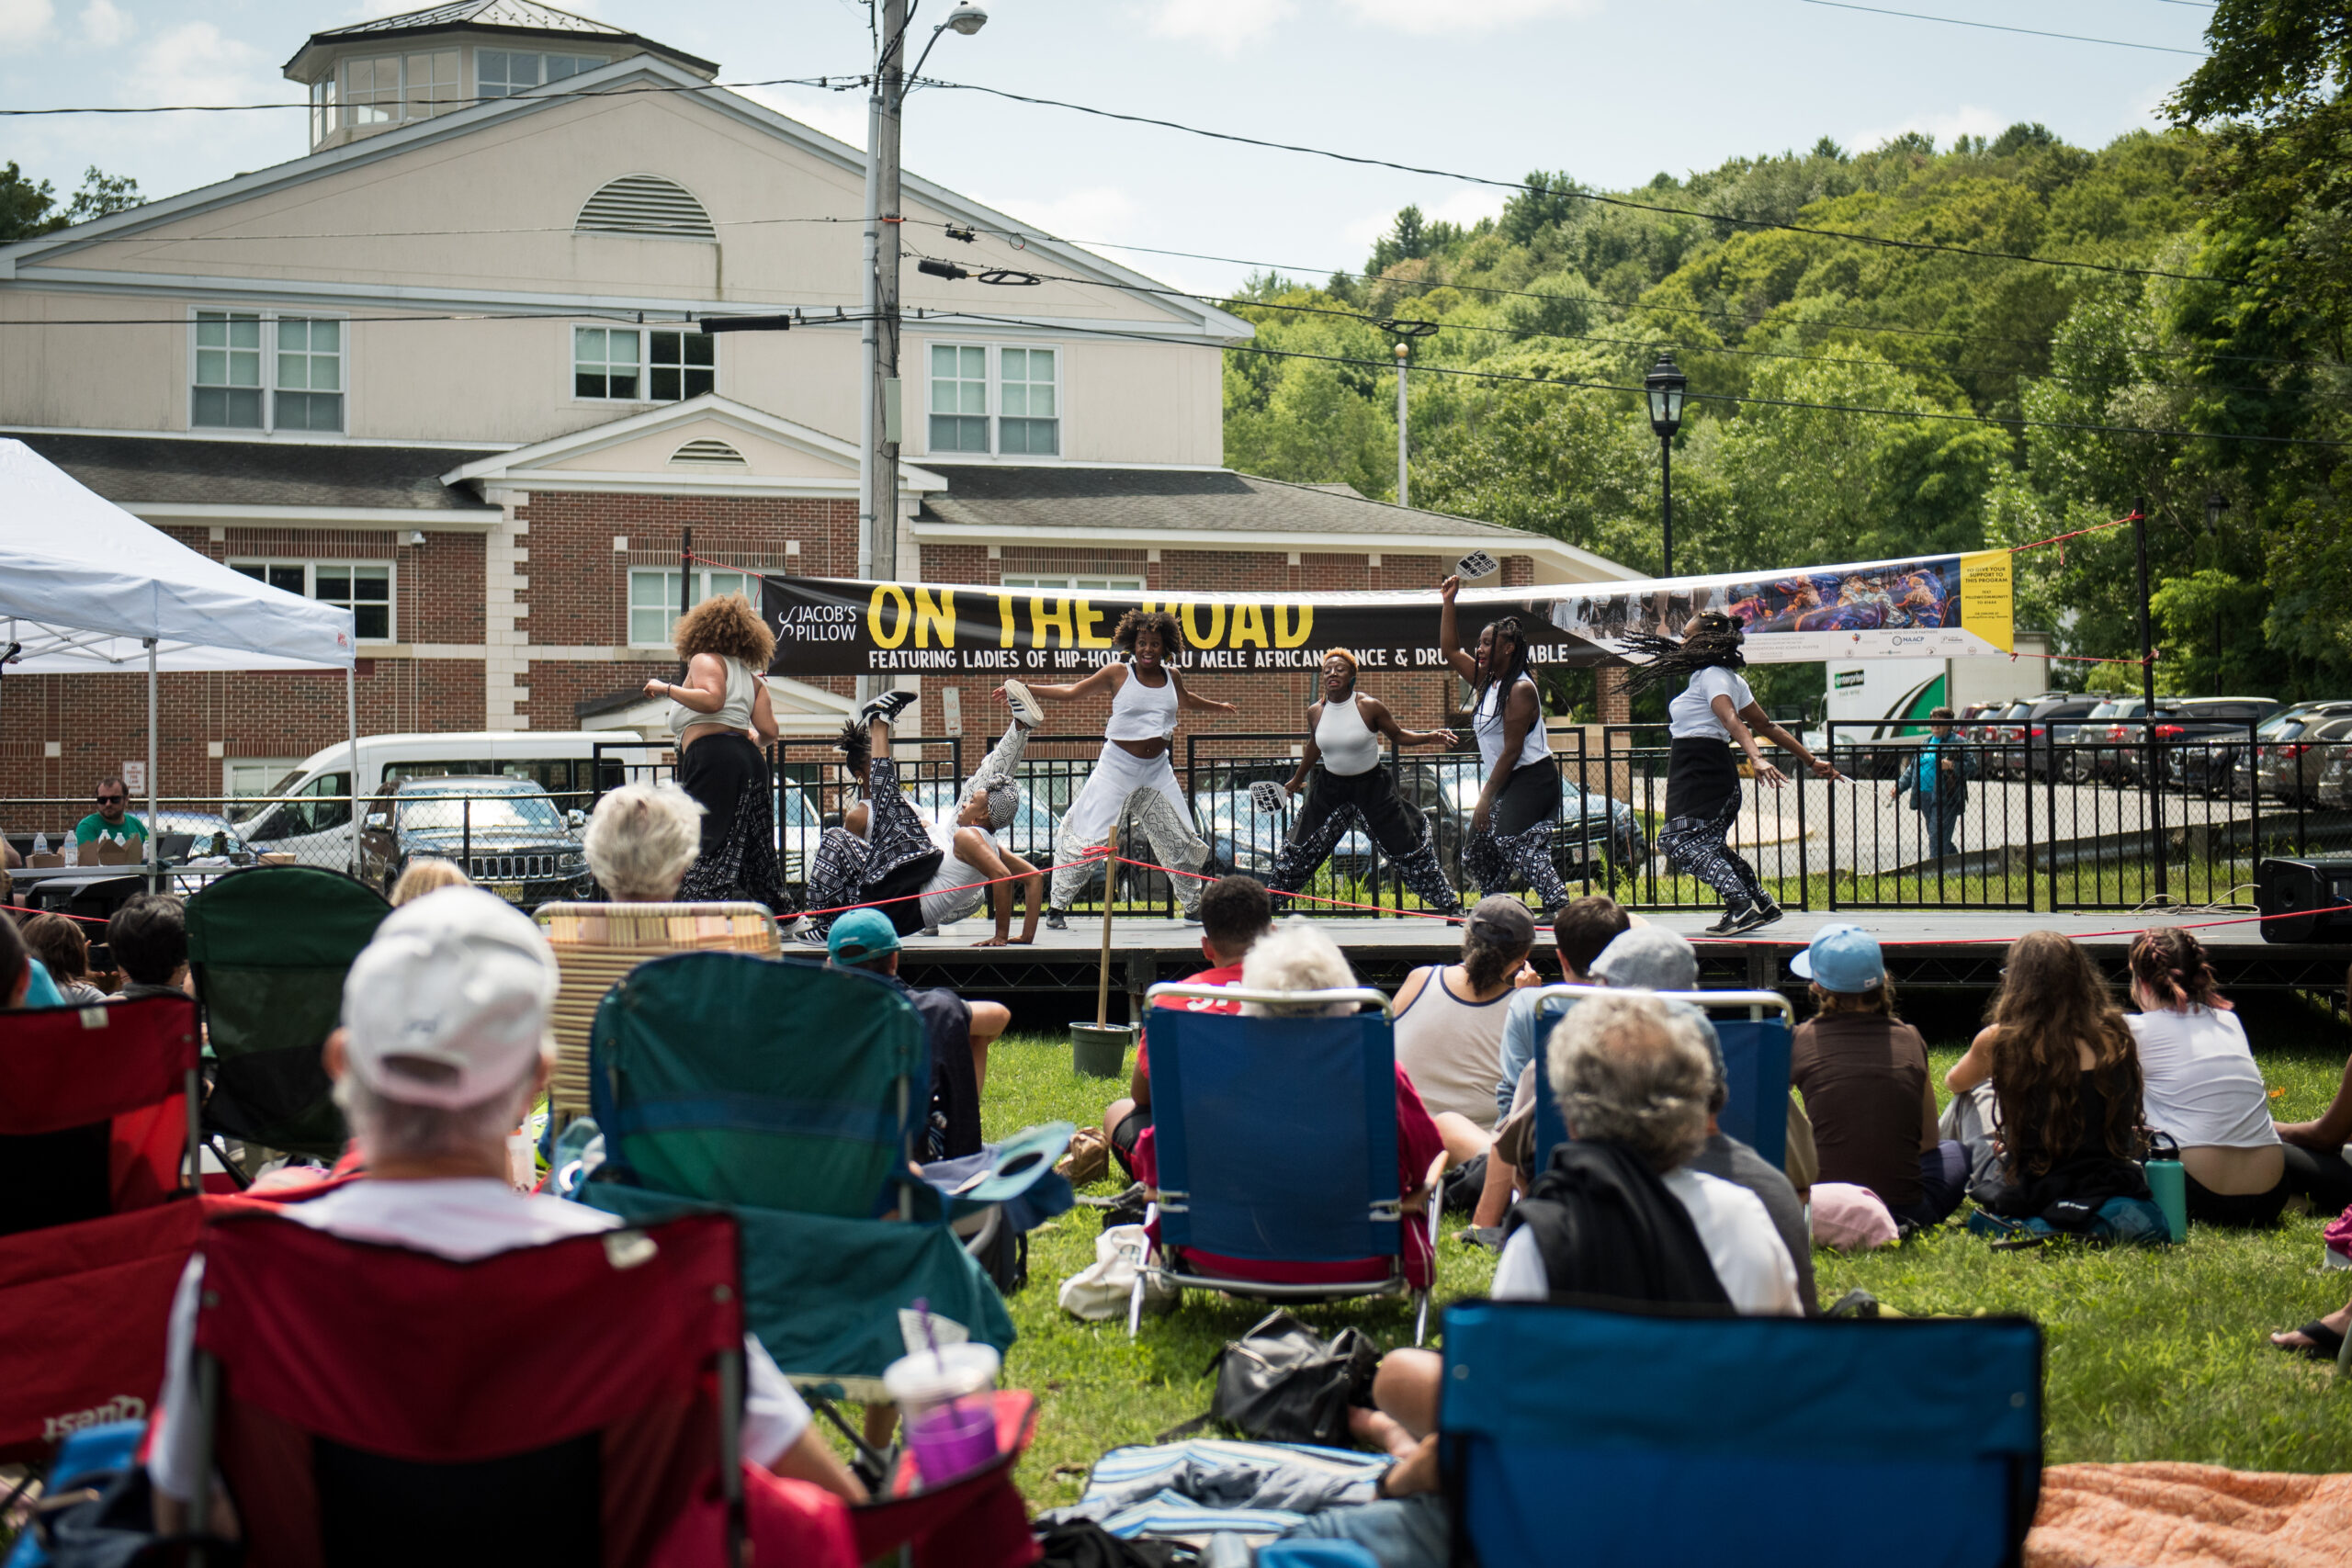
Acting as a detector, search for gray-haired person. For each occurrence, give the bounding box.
[582,781,706,902]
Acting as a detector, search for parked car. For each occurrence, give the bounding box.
[1990,695,2106,781]
[2315,748,2352,812]
[149,809,258,866]
[2253,702,2352,803]
[2149,698,2282,795]
[356,775,592,908]
[2052,698,2145,784]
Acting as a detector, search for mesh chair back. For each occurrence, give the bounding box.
[1440,1300,2042,1568]
[186,866,390,1159]
[536,901,782,1129]
[1144,1007,1401,1265]
[193,1208,744,1568]
[591,953,924,1218]
[0,995,199,1235]
[1531,991,1792,1170]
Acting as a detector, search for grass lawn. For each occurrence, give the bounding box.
[978,996,2352,1507]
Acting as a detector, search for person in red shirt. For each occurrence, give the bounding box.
[1103,874,1272,1182]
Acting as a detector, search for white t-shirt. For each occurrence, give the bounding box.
[151,1179,811,1500]
[1667,667,1756,741]
[2127,1006,2280,1150]
[1491,1165,1801,1315]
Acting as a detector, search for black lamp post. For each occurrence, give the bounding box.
[1645,352,1688,577]
[2204,490,2229,695]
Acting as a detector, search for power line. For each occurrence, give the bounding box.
[919,308,2352,449]
[1795,0,2208,55]
[909,74,2230,285]
[0,73,868,117]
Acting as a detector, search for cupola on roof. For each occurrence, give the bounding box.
[284,2,718,81]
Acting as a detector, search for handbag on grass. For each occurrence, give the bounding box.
[1159,1311,1380,1447]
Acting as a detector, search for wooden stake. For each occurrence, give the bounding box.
[1096,812,1123,1028]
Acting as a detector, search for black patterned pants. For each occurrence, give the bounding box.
[1269,765,1462,915]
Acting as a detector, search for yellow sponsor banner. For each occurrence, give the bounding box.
[1958,551,2014,655]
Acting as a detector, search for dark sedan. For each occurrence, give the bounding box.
[357,775,592,908]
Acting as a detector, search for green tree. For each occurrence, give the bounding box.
[0,162,143,243]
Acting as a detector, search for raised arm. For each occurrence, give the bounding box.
[1169,667,1239,716]
[1436,576,1478,682]
[1362,694,1457,750]
[1738,699,1840,781]
[1286,702,1326,795]
[1713,694,1788,789]
[995,662,1123,706]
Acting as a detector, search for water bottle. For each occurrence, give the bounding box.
[2145,1156,2188,1244]
[31,830,47,855]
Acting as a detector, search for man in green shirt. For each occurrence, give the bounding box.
[74,777,148,850]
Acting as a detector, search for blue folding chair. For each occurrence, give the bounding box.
[1136,983,1448,1343]
[1440,1299,2043,1568]
[1526,986,1793,1171]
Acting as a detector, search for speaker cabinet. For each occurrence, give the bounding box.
[2256,854,2352,944]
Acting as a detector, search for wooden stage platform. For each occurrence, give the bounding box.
[893,907,2350,1016]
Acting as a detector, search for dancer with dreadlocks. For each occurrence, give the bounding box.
[1438,574,1573,915]
[800,692,1046,944]
[1267,649,1464,916]
[1624,610,1840,934]
[995,608,1236,928]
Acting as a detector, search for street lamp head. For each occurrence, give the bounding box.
[1644,351,1687,439]
[2205,489,2228,531]
[946,4,989,34]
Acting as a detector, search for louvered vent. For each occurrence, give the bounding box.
[577,175,716,239]
[670,439,747,468]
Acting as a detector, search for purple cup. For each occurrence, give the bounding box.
[907,1394,999,1485]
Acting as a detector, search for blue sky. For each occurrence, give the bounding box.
[1,0,2215,293]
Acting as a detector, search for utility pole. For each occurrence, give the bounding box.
[1394,342,1409,508]
[862,2,907,588]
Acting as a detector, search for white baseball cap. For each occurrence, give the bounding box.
[340,886,560,1110]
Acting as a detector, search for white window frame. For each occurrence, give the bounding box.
[229,559,395,643]
[571,325,718,405]
[188,308,349,434]
[1001,575,1143,592]
[478,48,605,97]
[339,50,459,129]
[921,341,1063,459]
[628,566,752,648]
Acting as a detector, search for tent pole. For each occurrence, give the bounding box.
[145,637,158,895]
[346,660,359,877]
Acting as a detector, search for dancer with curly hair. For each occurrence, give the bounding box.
[643,593,793,912]
[1438,574,1572,915]
[1623,610,1839,934]
[994,608,1236,926]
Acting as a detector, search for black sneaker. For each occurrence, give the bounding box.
[857,689,917,727]
[1704,903,1764,935]
[1043,907,1069,931]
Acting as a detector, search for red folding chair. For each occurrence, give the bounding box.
[185,1207,837,1568]
[0,995,204,1462]
[0,994,201,1231]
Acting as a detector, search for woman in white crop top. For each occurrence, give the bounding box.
[990,608,1237,926]
[1266,648,1464,915]
[2124,927,2286,1226]
[641,592,787,908]
[1436,575,1574,913]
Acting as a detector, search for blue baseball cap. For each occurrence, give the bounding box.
[1790,923,1884,993]
[826,908,901,964]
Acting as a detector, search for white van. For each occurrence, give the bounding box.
[239,731,651,869]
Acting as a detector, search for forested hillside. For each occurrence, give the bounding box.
[1221,94,2351,716]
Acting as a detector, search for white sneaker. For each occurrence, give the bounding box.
[1000,679,1046,729]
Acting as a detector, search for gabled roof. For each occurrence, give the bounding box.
[286,2,717,78]
[11,432,498,511]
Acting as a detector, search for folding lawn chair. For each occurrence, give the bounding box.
[1133,983,1449,1343]
[576,952,1055,1404]
[186,1206,759,1568]
[1526,986,1793,1171]
[1438,1299,2043,1568]
[535,900,783,1132]
[186,865,390,1168]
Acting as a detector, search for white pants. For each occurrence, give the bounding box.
[1052,741,1206,912]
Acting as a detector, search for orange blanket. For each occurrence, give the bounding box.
[2029,1463,2352,1568]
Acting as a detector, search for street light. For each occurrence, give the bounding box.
[910,4,989,77]
[1644,352,1687,577]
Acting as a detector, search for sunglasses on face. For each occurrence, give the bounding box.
[96,794,124,803]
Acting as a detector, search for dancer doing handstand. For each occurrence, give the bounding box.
[996,608,1236,928]
[1267,649,1464,916]
[1623,610,1839,934]
[1437,575,1572,916]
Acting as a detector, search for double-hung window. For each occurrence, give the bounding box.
[194,310,343,433]
[927,343,1059,457]
[478,50,604,97]
[1001,574,1143,592]
[575,327,715,402]
[231,560,392,642]
[629,568,750,647]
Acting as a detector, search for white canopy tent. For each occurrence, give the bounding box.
[0,438,358,877]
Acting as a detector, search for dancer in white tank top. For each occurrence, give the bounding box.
[990,608,1237,924]
[1436,574,1575,915]
[1267,649,1464,916]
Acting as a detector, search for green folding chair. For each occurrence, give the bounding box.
[186,865,391,1168]
[577,951,1031,1405]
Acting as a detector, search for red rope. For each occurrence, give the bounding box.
[2007,512,2139,555]
[1691,901,2352,947]
[1104,852,1461,921]
[796,848,1105,919]
[3,901,110,925]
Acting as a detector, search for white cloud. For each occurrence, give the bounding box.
[1847,103,2009,154]
[124,22,277,110]
[78,0,125,46]
[1338,0,1595,34]
[1135,0,1293,54]
[0,0,55,46]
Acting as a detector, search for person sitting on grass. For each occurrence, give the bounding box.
[146,886,866,1544]
[582,781,704,903]
[107,892,189,1002]
[2274,960,2352,1216]
[1104,874,1272,1184]
[1789,923,1965,1230]
[1947,931,2152,1225]
[1393,897,1541,1134]
[20,909,107,1003]
[389,856,472,907]
[2123,926,2286,1228]
[825,908,1009,1161]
